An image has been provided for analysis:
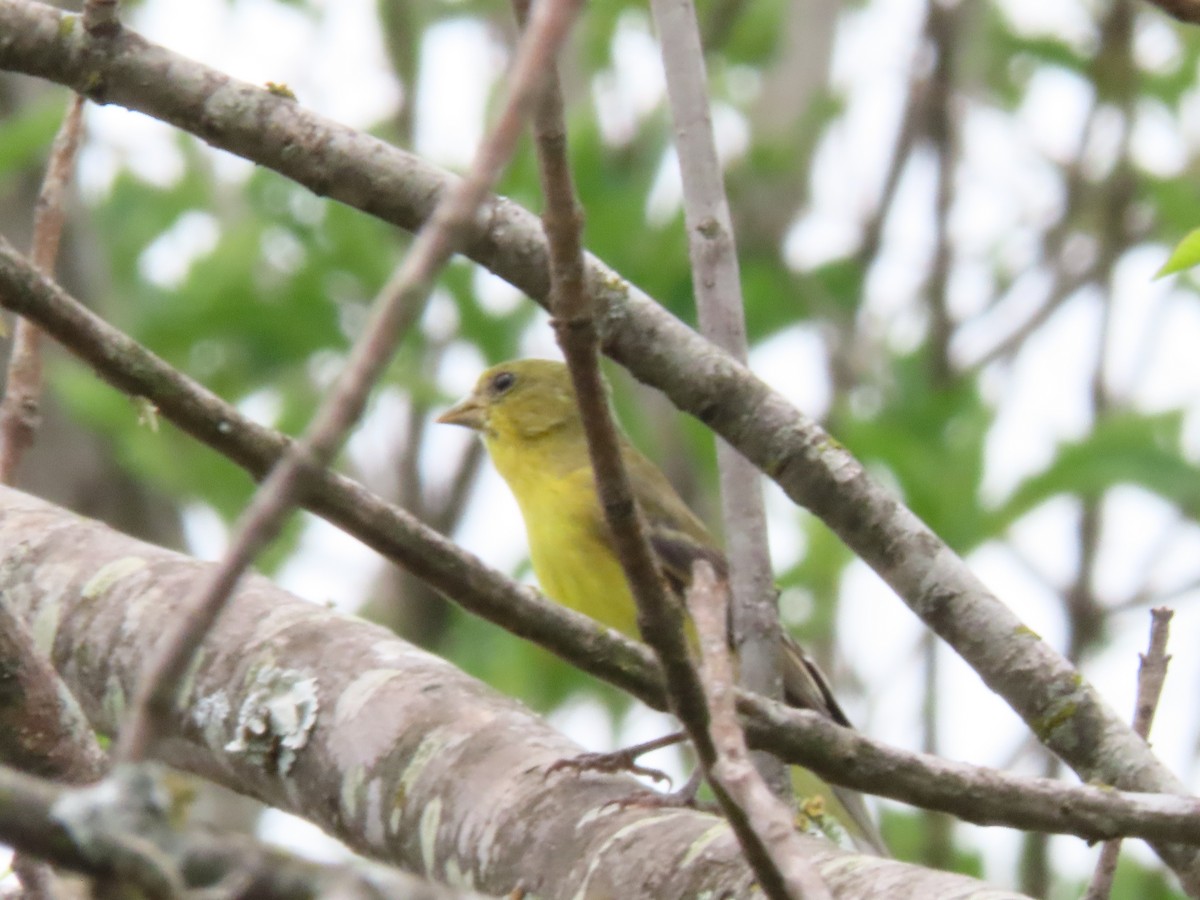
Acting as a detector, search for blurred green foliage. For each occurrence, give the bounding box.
[4,0,1199,893]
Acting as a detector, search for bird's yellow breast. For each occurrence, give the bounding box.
[485,431,639,638]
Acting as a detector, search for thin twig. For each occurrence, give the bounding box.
[1141,0,1200,24]
[647,0,786,798]
[518,2,702,726]
[520,4,800,894]
[690,562,832,899]
[1083,607,1174,900]
[0,96,89,896]
[1134,609,1173,749]
[82,0,121,36]
[0,93,84,484]
[0,597,106,899]
[113,0,586,764]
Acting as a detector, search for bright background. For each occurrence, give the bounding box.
[3,0,1200,895]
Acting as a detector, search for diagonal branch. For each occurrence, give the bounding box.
[518,3,798,894]
[0,93,84,483]
[113,0,585,764]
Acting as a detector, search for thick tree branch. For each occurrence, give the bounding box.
[114,0,584,766]
[0,484,1015,899]
[1,4,1197,882]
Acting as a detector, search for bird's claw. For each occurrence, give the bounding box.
[547,749,673,786]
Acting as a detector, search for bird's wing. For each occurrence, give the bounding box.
[620,441,728,592]
[584,440,888,854]
[782,633,889,855]
[780,632,852,727]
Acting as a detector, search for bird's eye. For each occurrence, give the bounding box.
[490,371,516,394]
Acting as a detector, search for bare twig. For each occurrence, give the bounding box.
[647,0,786,799]
[522,2,696,703]
[1134,609,1174,754]
[10,857,57,900]
[518,0,703,724]
[1141,0,1200,24]
[113,0,586,764]
[0,93,84,484]
[0,602,105,781]
[0,598,106,899]
[1083,607,1174,900]
[82,0,120,36]
[0,89,91,896]
[520,5,801,894]
[690,562,832,899]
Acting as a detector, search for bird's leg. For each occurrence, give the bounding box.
[546,730,687,786]
[641,765,705,808]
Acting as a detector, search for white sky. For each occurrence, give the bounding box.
[24,0,1200,890]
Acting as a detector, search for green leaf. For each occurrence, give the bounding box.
[835,351,993,550]
[0,94,67,177]
[1156,227,1200,278]
[989,411,1200,530]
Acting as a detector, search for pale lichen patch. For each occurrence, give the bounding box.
[573,814,685,900]
[101,673,126,726]
[364,777,385,848]
[340,763,367,822]
[575,801,625,830]
[81,557,147,599]
[29,596,61,656]
[246,599,327,647]
[396,729,458,814]
[224,667,318,775]
[678,821,730,869]
[192,690,232,749]
[175,646,208,708]
[419,795,443,876]
[444,856,477,891]
[335,668,403,726]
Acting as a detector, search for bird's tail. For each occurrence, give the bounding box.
[780,633,889,856]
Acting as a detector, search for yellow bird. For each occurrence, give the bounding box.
[438,358,886,855]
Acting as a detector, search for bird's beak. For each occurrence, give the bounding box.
[436,394,486,430]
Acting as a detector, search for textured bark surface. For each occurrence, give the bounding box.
[0,484,1029,898]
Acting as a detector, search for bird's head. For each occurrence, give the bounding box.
[437,358,583,440]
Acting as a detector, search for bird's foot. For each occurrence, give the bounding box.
[607,767,709,812]
[546,731,689,786]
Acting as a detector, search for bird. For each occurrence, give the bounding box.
[437,357,886,855]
